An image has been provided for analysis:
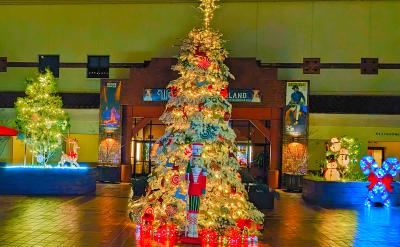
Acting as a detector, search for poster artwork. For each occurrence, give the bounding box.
[99,80,122,165]
[284,81,308,137]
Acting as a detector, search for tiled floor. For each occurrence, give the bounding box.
[0,184,399,247]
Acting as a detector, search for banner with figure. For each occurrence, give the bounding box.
[284,81,308,137]
[282,81,309,176]
[99,80,123,165]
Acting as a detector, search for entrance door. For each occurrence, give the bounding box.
[132,139,154,176]
[231,120,270,182]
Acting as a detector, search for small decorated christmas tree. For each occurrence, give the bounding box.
[130,0,263,243]
[15,69,69,165]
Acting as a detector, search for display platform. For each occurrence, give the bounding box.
[0,165,96,195]
[302,178,400,207]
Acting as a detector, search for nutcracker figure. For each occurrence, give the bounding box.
[186,143,207,238]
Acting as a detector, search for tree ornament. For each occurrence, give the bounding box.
[129,209,142,224]
[220,87,228,98]
[198,103,205,112]
[196,80,208,87]
[165,204,178,218]
[158,197,164,204]
[172,163,179,171]
[184,145,192,157]
[199,124,218,140]
[207,85,213,91]
[148,194,156,202]
[36,154,45,164]
[166,160,174,168]
[224,112,231,121]
[31,113,39,122]
[169,86,179,97]
[194,47,207,57]
[197,57,211,69]
[174,187,186,202]
[171,174,180,186]
[142,207,155,223]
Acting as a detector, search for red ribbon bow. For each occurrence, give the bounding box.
[368,173,393,192]
[68,151,77,159]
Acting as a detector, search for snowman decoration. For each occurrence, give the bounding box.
[337,148,350,168]
[324,138,342,181]
[329,137,341,152]
[325,160,340,181]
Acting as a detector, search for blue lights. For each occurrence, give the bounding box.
[360,156,400,207]
[2,164,89,170]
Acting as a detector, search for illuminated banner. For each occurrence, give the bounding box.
[282,81,309,175]
[143,88,261,103]
[99,80,122,165]
[284,81,308,137]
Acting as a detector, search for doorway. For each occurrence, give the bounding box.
[130,119,271,182]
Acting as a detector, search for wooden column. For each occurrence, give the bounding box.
[121,106,133,166]
[269,116,282,189]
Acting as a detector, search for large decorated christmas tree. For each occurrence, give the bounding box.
[15,69,69,165]
[130,0,263,244]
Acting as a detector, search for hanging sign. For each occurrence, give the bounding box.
[284,81,309,137]
[143,88,261,103]
[98,80,123,165]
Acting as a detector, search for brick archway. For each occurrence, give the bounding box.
[121,58,285,188]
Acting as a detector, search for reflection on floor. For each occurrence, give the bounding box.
[0,184,399,246]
